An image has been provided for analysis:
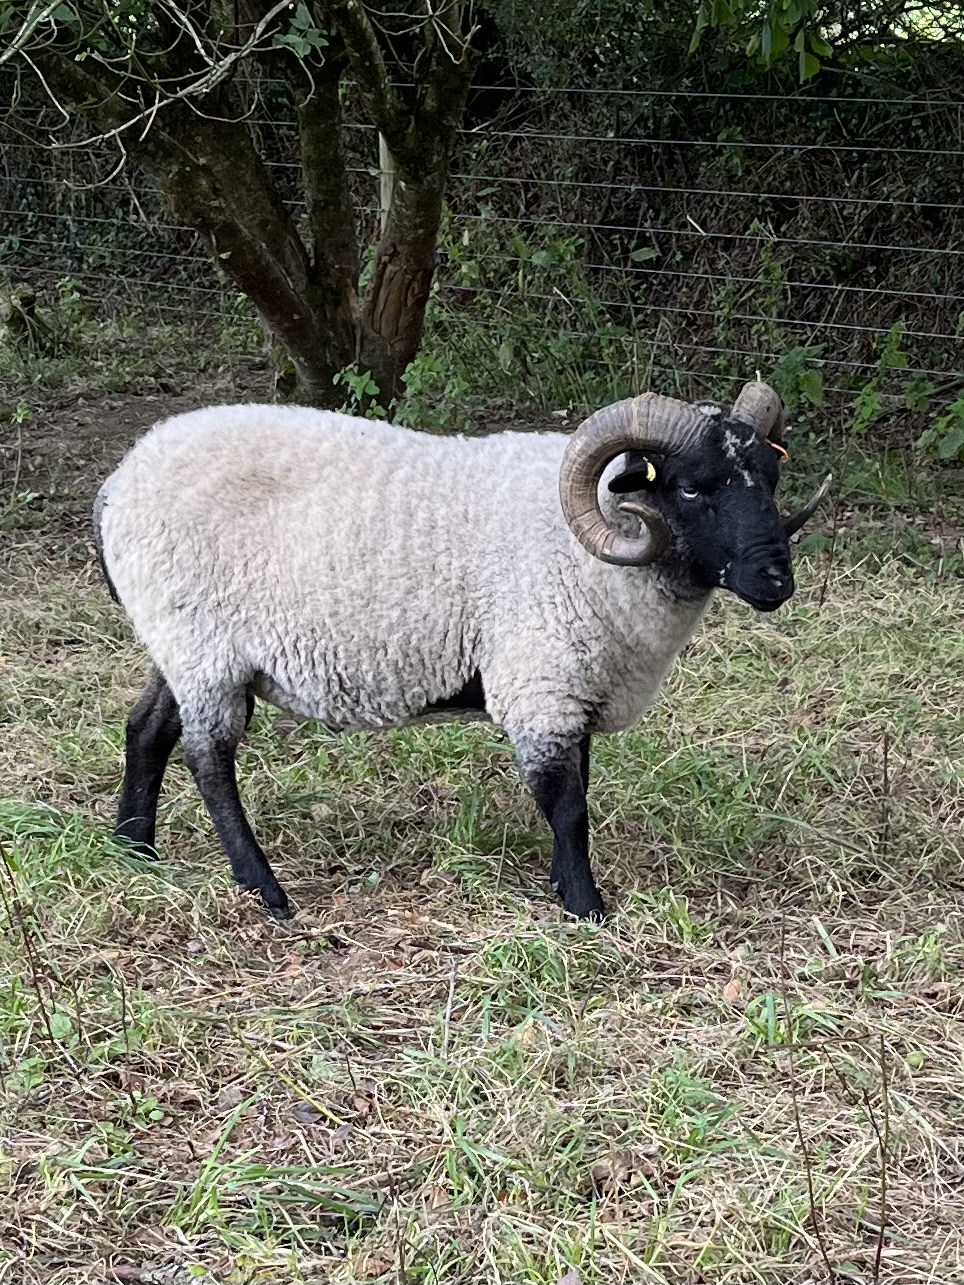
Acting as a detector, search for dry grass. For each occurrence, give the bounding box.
[1,393,963,1284]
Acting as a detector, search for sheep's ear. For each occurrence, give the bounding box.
[608,456,659,494]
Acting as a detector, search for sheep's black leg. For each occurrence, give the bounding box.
[181,696,291,919]
[115,668,182,858]
[514,733,603,920]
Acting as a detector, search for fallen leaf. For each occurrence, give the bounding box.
[185,939,206,955]
[215,1084,245,1112]
[355,1248,394,1279]
[557,1269,582,1284]
[920,981,951,1003]
[722,978,742,1003]
[589,1148,656,1196]
[330,1123,353,1150]
[293,1101,324,1126]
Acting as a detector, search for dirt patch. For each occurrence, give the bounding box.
[0,360,276,560]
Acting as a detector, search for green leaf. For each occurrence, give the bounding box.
[761,22,772,60]
[49,1012,73,1040]
[531,248,554,267]
[799,368,824,408]
[793,28,806,52]
[799,50,820,81]
[689,3,710,52]
[810,32,833,56]
[938,423,964,460]
[630,247,658,262]
[769,23,790,58]
[851,387,882,433]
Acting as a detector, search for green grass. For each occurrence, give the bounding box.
[1,378,964,1283]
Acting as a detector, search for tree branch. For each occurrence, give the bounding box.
[18,0,293,150]
[416,0,474,140]
[289,43,361,293]
[0,1,63,67]
[325,0,415,162]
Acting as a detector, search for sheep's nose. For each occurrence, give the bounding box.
[765,563,792,592]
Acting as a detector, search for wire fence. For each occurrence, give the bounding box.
[2,76,964,418]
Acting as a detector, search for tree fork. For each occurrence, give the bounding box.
[23,2,478,408]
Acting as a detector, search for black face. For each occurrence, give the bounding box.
[609,413,795,612]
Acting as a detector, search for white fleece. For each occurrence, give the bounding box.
[98,405,711,741]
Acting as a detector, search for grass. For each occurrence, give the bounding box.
[1,371,964,1283]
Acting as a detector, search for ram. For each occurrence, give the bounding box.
[94,380,828,920]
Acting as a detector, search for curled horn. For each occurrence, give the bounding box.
[558,392,708,566]
[733,378,832,537]
[784,472,833,538]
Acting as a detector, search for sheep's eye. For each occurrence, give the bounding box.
[679,485,700,501]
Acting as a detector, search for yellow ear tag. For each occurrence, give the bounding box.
[769,442,788,462]
[645,459,657,482]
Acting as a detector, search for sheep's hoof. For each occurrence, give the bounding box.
[568,900,605,924]
[552,878,606,922]
[117,834,162,862]
[264,897,294,921]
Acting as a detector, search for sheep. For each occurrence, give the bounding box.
[94,380,829,920]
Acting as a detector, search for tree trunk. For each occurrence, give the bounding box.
[358,170,449,402]
[328,0,475,405]
[30,2,475,410]
[156,99,356,405]
[31,54,358,406]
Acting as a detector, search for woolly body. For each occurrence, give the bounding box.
[98,404,711,746]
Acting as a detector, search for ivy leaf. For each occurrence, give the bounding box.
[630,247,658,262]
[938,422,964,460]
[799,50,820,80]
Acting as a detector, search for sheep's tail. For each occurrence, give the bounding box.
[92,485,121,604]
